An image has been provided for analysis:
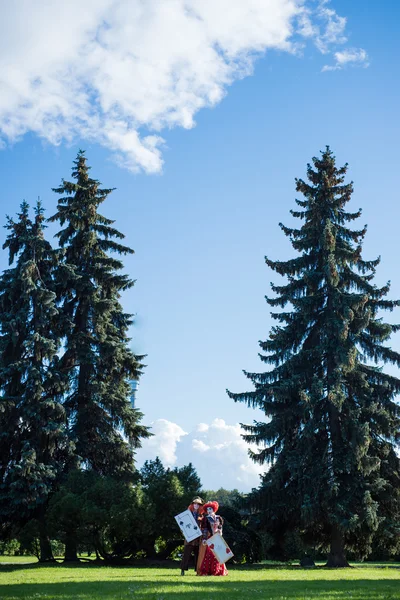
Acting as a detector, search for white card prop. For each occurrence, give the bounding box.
[174,509,202,543]
[206,533,234,564]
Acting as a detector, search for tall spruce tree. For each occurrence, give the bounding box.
[0,201,71,561]
[49,151,150,559]
[228,148,400,566]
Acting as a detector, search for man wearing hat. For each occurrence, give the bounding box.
[180,496,204,575]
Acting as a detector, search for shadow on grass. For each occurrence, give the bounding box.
[0,560,330,571]
[1,560,399,575]
[0,579,400,600]
[0,561,292,574]
[0,561,400,576]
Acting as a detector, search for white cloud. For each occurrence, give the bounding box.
[137,418,187,466]
[322,47,369,72]
[0,1,366,172]
[296,0,346,53]
[314,0,347,53]
[196,423,209,433]
[192,439,210,452]
[136,417,264,491]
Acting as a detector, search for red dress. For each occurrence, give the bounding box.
[197,514,228,576]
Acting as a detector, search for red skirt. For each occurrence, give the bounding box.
[197,545,228,576]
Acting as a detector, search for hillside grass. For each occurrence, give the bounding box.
[0,558,399,599]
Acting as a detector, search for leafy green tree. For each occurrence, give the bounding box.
[49,152,151,559]
[228,148,400,566]
[47,459,204,562]
[139,458,203,559]
[139,458,185,559]
[217,505,263,564]
[200,488,263,563]
[172,463,201,498]
[0,538,21,556]
[0,201,72,562]
[18,520,41,559]
[202,488,245,509]
[47,470,147,561]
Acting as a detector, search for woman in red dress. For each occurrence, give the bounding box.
[197,501,228,576]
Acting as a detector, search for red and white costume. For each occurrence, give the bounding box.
[197,501,228,576]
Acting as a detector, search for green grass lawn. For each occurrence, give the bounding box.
[0,556,39,565]
[0,558,399,600]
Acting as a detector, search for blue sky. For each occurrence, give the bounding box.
[0,1,399,491]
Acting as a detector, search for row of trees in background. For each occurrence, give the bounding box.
[0,152,150,561]
[1,148,399,567]
[3,455,399,564]
[1,456,261,564]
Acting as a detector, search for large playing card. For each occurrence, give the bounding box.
[174,509,202,543]
[206,533,234,563]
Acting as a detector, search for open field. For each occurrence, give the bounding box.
[0,559,399,600]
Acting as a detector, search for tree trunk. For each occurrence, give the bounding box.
[38,510,55,562]
[142,540,158,560]
[326,374,349,568]
[64,531,79,562]
[326,526,350,568]
[39,533,55,562]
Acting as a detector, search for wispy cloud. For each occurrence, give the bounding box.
[296,0,347,53]
[314,0,347,53]
[0,1,367,173]
[322,47,369,71]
